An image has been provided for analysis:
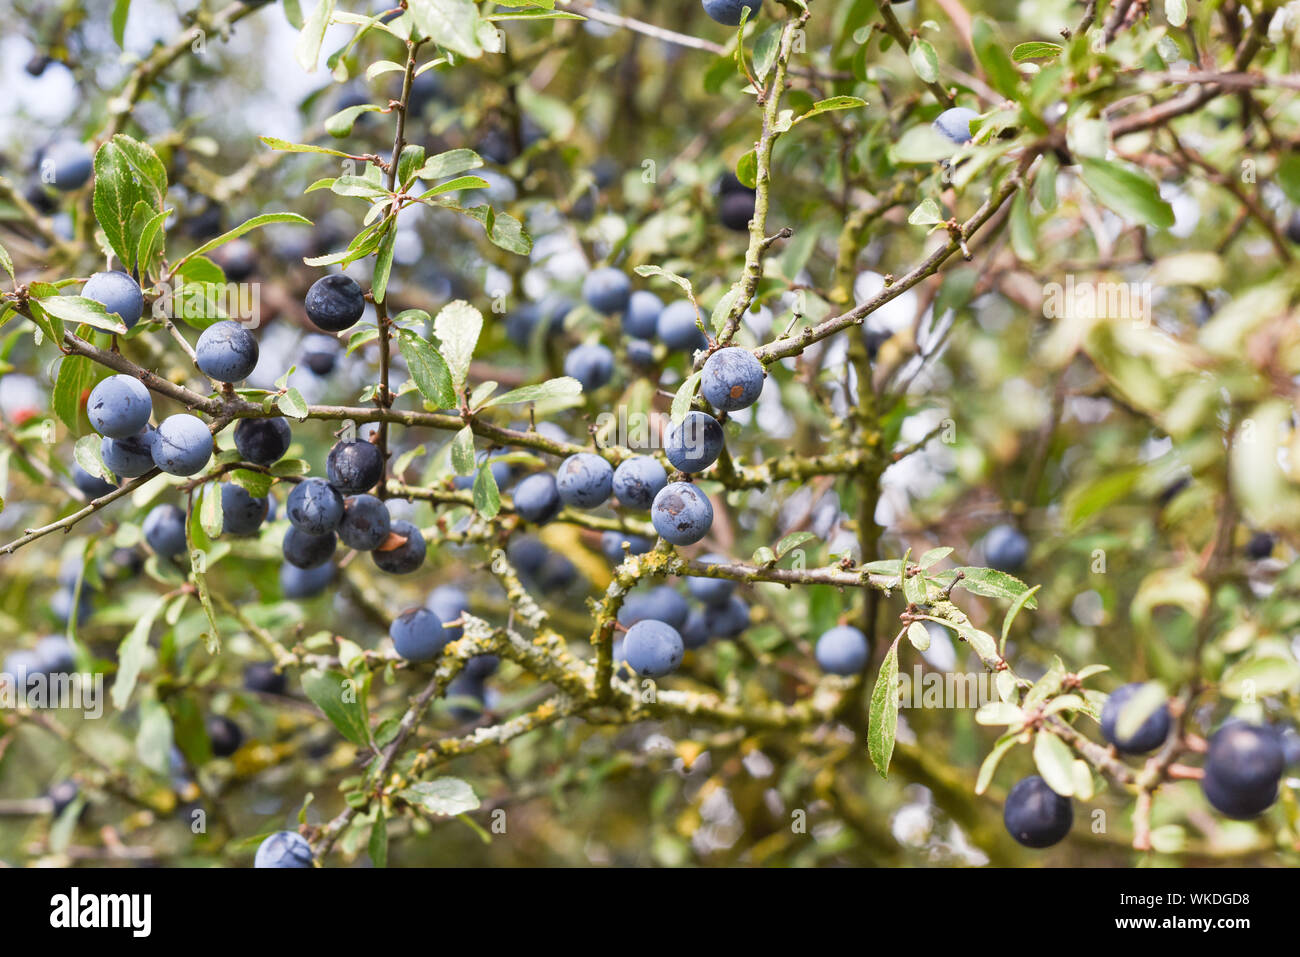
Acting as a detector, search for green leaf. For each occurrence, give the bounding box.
[1079,158,1175,229]
[906,621,931,652]
[1032,731,1076,797]
[52,355,94,431]
[112,0,131,47]
[473,463,501,518]
[1000,584,1041,651]
[975,732,1020,794]
[790,95,867,129]
[407,0,483,58]
[776,531,817,557]
[277,387,309,421]
[259,136,354,158]
[181,212,312,267]
[111,594,168,710]
[735,151,757,189]
[301,669,371,747]
[296,0,337,70]
[369,809,388,867]
[942,566,1037,606]
[39,296,128,335]
[908,198,943,226]
[907,38,939,83]
[433,300,482,393]
[1221,657,1300,699]
[136,698,174,777]
[397,777,480,816]
[230,468,273,498]
[1165,0,1188,27]
[1011,41,1062,61]
[868,639,900,778]
[372,224,396,303]
[398,330,457,408]
[416,148,483,181]
[671,372,701,424]
[199,481,224,538]
[970,16,1019,98]
[451,426,476,474]
[136,207,173,278]
[0,241,12,280]
[74,434,114,484]
[460,205,532,255]
[481,376,582,409]
[325,103,385,137]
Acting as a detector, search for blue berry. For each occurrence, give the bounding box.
[372,520,425,574]
[195,320,259,382]
[207,714,244,757]
[601,531,655,562]
[338,494,391,550]
[564,343,615,393]
[680,610,711,650]
[3,649,42,690]
[445,674,487,721]
[539,552,578,590]
[87,374,152,439]
[283,526,337,569]
[463,654,499,681]
[556,452,614,509]
[651,482,713,545]
[815,625,869,675]
[281,561,334,599]
[933,106,979,145]
[52,585,94,625]
[143,504,188,558]
[719,190,755,232]
[244,662,287,695]
[687,553,736,606]
[234,417,292,466]
[391,607,450,661]
[41,140,93,191]
[220,481,269,536]
[35,635,75,674]
[428,585,469,642]
[83,271,145,329]
[582,267,631,314]
[665,411,724,473]
[101,428,156,478]
[305,274,365,332]
[657,300,708,352]
[506,296,571,349]
[701,0,760,27]
[623,290,663,339]
[508,536,549,577]
[704,595,750,638]
[1100,683,1171,755]
[1004,776,1072,848]
[254,830,314,868]
[1202,724,1284,820]
[303,333,340,375]
[327,440,384,494]
[514,473,563,525]
[151,414,213,476]
[73,465,116,499]
[618,586,689,630]
[700,346,764,412]
[984,524,1029,572]
[622,619,684,678]
[287,478,344,534]
[612,455,667,510]
[627,338,656,369]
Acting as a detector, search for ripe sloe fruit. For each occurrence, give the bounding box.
[338,494,391,550]
[195,320,260,383]
[234,417,292,466]
[283,527,337,569]
[207,715,244,757]
[1201,723,1284,820]
[1003,775,1073,848]
[219,482,269,536]
[83,271,145,329]
[651,482,714,545]
[391,607,450,661]
[687,554,736,606]
[612,455,667,510]
[564,343,615,393]
[514,473,563,525]
[254,831,313,868]
[665,411,724,473]
[372,520,425,574]
[152,414,213,476]
[983,524,1029,572]
[623,290,663,339]
[1099,683,1171,755]
[556,452,614,509]
[815,625,868,675]
[933,107,979,145]
[101,428,156,478]
[305,274,366,332]
[244,661,287,695]
[702,0,760,27]
[582,267,631,315]
[657,300,708,352]
[327,439,384,494]
[87,374,152,439]
[287,478,344,534]
[700,346,764,412]
[281,561,334,599]
[623,619,685,678]
[143,504,188,558]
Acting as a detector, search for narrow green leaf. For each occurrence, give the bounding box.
[868,639,900,778]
